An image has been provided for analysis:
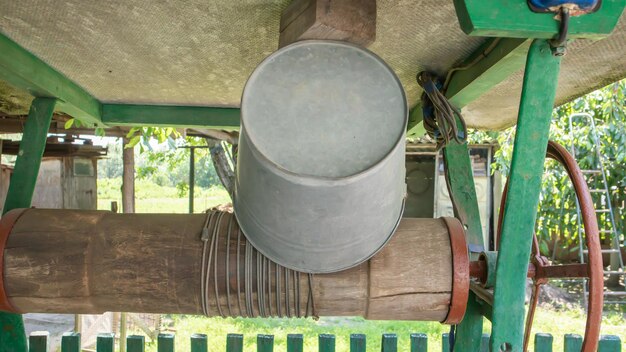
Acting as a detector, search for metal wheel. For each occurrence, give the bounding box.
[497,141,603,352]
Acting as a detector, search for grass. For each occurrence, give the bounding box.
[97,177,626,351]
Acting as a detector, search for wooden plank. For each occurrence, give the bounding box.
[96,333,115,352]
[227,334,244,352]
[319,334,335,352]
[157,333,175,352]
[101,104,240,130]
[126,335,145,352]
[350,334,366,352]
[257,335,274,352]
[490,39,562,352]
[410,333,427,352]
[534,333,553,352]
[453,0,626,39]
[61,332,80,352]
[381,334,397,352]
[190,334,207,352]
[287,334,304,352]
[0,33,102,125]
[28,331,49,352]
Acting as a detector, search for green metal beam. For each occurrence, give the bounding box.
[0,97,57,352]
[0,33,102,126]
[454,0,626,39]
[102,104,240,130]
[407,38,530,136]
[490,39,561,352]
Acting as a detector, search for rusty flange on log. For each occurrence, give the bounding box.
[0,208,29,313]
[441,217,469,325]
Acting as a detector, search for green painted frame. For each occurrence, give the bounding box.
[454,0,626,39]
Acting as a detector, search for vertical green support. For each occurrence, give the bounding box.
[599,335,622,352]
[319,334,335,352]
[157,333,175,352]
[350,334,366,352]
[61,332,80,352]
[96,333,115,352]
[480,333,490,352]
[490,39,562,352]
[381,334,397,352]
[442,333,450,352]
[257,335,274,352]
[0,97,56,352]
[28,332,49,352]
[564,334,583,352]
[226,334,244,352]
[534,333,553,352]
[190,333,207,352]
[454,293,484,351]
[126,335,145,352]
[287,334,303,352]
[410,333,427,352]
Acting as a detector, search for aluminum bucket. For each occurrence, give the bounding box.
[235,40,407,273]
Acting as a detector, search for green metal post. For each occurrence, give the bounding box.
[287,334,303,352]
[257,335,274,352]
[410,333,427,352]
[61,332,80,352]
[350,334,366,352]
[189,147,195,213]
[442,333,450,352]
[126,335,145,352]
[490,39,562,352]
[0,97,56,352]
[157,333,175,352]
[381,334,397,352]
[226,334,244,352]
[564,334,583,352]
[96,333,115,352]
[190,333,207,352]
[534,333,553,352]
[28,332,49,352]
[599,335,622,352]
[319,334,335,352]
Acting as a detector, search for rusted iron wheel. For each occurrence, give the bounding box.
[497,141,603,352]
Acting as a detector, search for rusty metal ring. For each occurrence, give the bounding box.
[497,141,603,352]
[441,217,470,325]
[0,208,30,313]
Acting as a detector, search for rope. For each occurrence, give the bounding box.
[417,71,467,150]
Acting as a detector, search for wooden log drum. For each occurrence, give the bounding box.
[0,209,468,323]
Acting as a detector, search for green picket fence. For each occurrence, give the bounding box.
[29,331,622,352]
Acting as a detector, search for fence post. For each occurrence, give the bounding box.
[534,333,553,352]
[257,334,274,352]
[61,332,81,352]
[29,331,49,352]
[480,334,490,352]
[564,334,583,352]
[97,333,115,352]
[287,334,304,352]
[227,333,244,352]
[381,334,397,352]
[127,335,145,352]
[319,334,335,352]
[350,334,366,352]
[599,335,622,352]
[410,333,427,352]
[191,333,207,352]
[442,333,450,352]
[158,333,175,352]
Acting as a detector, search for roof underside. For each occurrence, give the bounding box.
[0,1,625,130]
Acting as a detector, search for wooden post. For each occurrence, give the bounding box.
[1,97,56,352]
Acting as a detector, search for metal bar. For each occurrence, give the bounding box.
[319,334,335,352]
[227,334,244,352]
[60,333,80,352]
[598,335,622,352]
[0,34,101,125]
[381,334,397,352]
[407,38,530,135]
[157,333,175,352]
[257,335,274,352]
[491,39,562,352]
[287,334,304,352]
[190,334,208,352]
[28,332,49,352]
[534,333,553,352]
[96,333,115,352]
[189,148,195,213]
[564,334,583,352]
[410,333,427,352]
[1,97,56,352]
[453,0,626,39]
[126,335,145,352]
[102,104,240,130]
